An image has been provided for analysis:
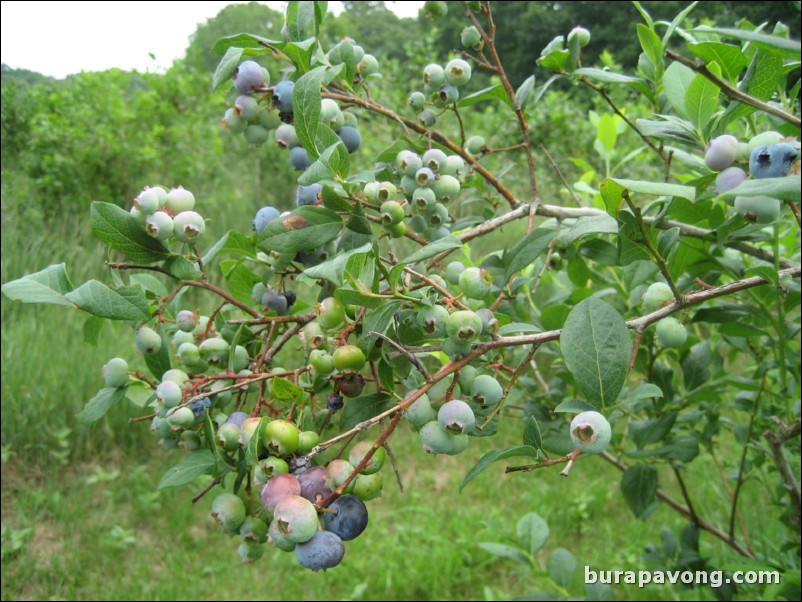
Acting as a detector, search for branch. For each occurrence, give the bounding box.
[764,417,802,530]
[665,49,801,129]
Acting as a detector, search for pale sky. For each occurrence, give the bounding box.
[0,1,423,78]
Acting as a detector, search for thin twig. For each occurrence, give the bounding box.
[764,417,802,530]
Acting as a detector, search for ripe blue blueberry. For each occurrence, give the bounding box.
[295,531,345,572]
[273,80,295,113]
[234,60,264,94]
[253,206,281,233]
[296,183,322,206]
[749,143,799,179]
[262,291,289,314]
[324,495,368,541]
[290,146,312,171]
[338,126,362,153]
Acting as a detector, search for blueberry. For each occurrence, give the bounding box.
[325,459,356,493]
[332,345,366,372]
[704,135,739,171]
[325,393,344,412]
[199,337,230,365]
[416,167,436,187]
[234,60,264,94]
[465,135,485,156]
[262,419,300,455]
[272,495,320,543]
[714,167,747,194]
[260,473,302,514]
[569,411,612,454]
[380,200,406,225]
[417,304,449,338]
[253,206,281,234]
[234,95,259,120]
[225,411,249,429]
[438,399,476,434]
[568,26,591,47]
[135,326,162,354]
[404,393,436,430]
[102,358,129,388]
[641,282,674,312]
[299,466,333,504]
[337,372,365,398]
[749,143,799,179]
[165,186,196,213]
[655,317,688,348]
[188,397,212,416]
[295,531,345,572]
[134,189,159,215]
[262,291,289,314]
[222,107,248,134]
[283,291,297,308]
[432,174,460,201]
[317,297,346,330]
[296,183,322,206]
[409,91,426,111]
[444,261,466,286]
[438,84,459,104]
[419,420,468,455]
[273,80,295,113]
[461,25,482,49]
[412,187,437,211]
[176,310,198,333]
[173,211,206,243]
[211,493,247,532]
[470,374,503,407]
[396,150,422,177]
[418,109,437,127]
[444,59,472,86]
[348,440,386,475]
[358,54,379,75]
[323,495,368,541]
[338,126,362,153]
[290,146,312,171]
[353,473,383,501]
[244,124,270,146]
[275,123,299,149]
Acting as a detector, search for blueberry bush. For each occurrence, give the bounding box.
[2,1,800,592]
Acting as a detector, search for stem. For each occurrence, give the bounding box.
[539,144,582,207]
[192,477,222,504]
[665,49,801,128]
[107,262,175,277]
[764,418,802,530]
[506,451,579,473]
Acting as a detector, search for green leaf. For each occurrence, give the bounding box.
[637,24,664,74]
[202,230,256,265]
[502,228,557,280]
[260,206,343,253]
[65,282,150,321]
[573,68,642,85]
[687,42,747,81]
[724,50,783,124]
[388,235,462,288]
[597,113,618,154]
[335,288,384,309]
[608,178,696,202]
[302,243,371,286]
[479,543,533,568]
[681,341,710,391]
[686,68,720,132]
[616,383,664,404]
[293,66,326,156]
[663,62,694,118]
[1,263,74,307]
[460,446,538,492]
[245,417,264,464]
[516,512,549,555]
[557,214,619,247]
[298,141,350,184]
[522,416,542,450]
[339,393,394,431]
[744,266,779,287]
[125,382,155,408]
[212,47,242,89]
[497,323,540,336]
[164,256,202,281]
[272,378,304,404]
[83,315,105,346]
[560,298,631,410]
[549,548,577,587]
[223,262,260,303]
[212,33,278,54]
[90,202,169,264]
[130,274,168,297]
[515,75,536,106]
[285,1,317,41]
[457,84,511,108]
[657,227,680,259]
[620,465,658,518]
[144,330,172,381]
[721,176,800,203]
[158,450,216,489]
[631,412,678,448]
[692,26,802,55]
[600,178,627,217]
[77,387,127,424]
[553,399,597,413]
[360,301,402,353]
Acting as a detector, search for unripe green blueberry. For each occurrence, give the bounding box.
[470,374,503,407]
[332,345,366,372]
[441,337,473,360]
[438,399,476,434]
[135,326,162,354]
[317,297,346,331]
[167,406,196,430]
[412,187,437,212]
[232,345,250,372]
[568,26,591,47]
[423,63,445,87]
[199,337,230,365]
[238,541,265,564]
[358,54,380,76]
[735,195,781,224]
[409,91,426,111]
[747,131,783,156]
[217,422,241,451]
[641,282,674,312]
[443,155,467,179]
[173,211,206,243]
[457,365,478,392]
[102,357,129,388]
[263,457,290,481]
[240,516,269,544]
[309,349,334,374]
[262,419,300,456]
[325,459,356,494]
[655,317,688,348]
[385,221,407,238]
[175,310,198,333]
[177,342,201,367]
[156,380,183,408]
[419,421,467,455]
[222,107,248,134]
[380,200,406,225]
[569,411,612,454]
[162,369,189,387]
[397,152,423,179]
[465,135,485,155]
[244,124,270,146]
[297,431,320,455]
[418,109,437,127]
[268,519,297,552]
[444,59,472,86]
[444,261,466,286]
[417,304,449,338]
[301,322,327,350]
[194,315,212,336]
[165,186,195,213]
[405,393,436,429]
[353,473,383,501]
[134,189,160,215]
[275,123,299,149]
[432,174,460,201]
[210,379,233,406]
[424,0,448,18]
[211,492,247,532]
[459,267,493,299]
[438,84,459,104]
[476,308,499,335]
[461,25,482,49]
[422,148,448,174]
[179,429,202,450]
[239,417,262,448]
[348,441,386,475]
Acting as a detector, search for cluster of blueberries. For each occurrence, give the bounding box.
[707,131,799,223]
[130,185,205,245]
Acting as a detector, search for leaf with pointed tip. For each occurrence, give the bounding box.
[1,263,74,307]
[90,202,169,263]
